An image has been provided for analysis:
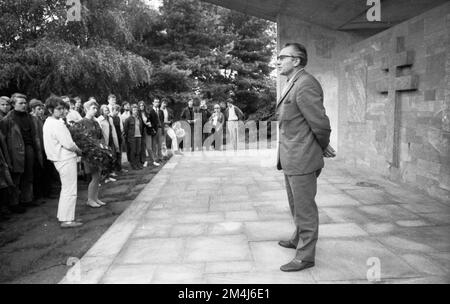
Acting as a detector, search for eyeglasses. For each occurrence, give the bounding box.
[277,55,300,61]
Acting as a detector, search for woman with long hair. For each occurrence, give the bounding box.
[98,105,120,182]
[138,101,157,167]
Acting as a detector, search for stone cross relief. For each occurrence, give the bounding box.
[376,36,419,169]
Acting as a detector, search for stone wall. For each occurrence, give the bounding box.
[337,3,450,201]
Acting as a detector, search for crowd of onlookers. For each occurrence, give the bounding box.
[0,92,244,228]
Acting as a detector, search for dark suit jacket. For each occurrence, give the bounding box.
[198,108,211,126]
[180,106,196,125]
[0,129,13,189]
[276,69,331,175]
[148,108,161,130]
[0,110,43,173]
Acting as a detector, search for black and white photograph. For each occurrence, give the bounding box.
[0,0,449,288]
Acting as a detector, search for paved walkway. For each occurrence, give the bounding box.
[61,149,450,284]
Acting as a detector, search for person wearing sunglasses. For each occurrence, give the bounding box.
[276,42,336,273]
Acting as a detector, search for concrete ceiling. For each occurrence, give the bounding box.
[201,0,448,31]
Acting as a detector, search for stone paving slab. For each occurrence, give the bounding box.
[61,149,450,284]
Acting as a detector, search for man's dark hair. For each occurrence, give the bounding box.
[149,93,160,101]
[121,101,130,112]
[29,99,44,110]
[284,42,308,67]
[69,98,77,106]
[45,95,66,113]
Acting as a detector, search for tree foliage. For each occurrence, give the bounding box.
[0,0,276,120]
[0,0,154,101]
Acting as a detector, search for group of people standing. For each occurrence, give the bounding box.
[0,93,179,228]
[0,90,247,228]
[180,97,245,151]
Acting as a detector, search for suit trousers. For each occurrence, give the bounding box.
[284,169,321,262]
[54,158,77,222]
[152,128,162,160]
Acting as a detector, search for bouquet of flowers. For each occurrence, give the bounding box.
[68,121,115,173]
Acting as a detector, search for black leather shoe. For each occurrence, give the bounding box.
[278,240,296,249]
[280,260,315,272]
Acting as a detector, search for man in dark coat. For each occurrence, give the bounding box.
[30,99,49,202]
[0,129,14,218]
[148,96,163,161]
[198,99,211,150]
[180,98,197,152]
[0,93,43,212]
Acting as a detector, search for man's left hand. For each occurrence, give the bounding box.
[323,145,336,158]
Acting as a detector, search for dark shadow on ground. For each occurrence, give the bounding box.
[0,158,169,284]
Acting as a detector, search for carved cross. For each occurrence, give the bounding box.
[376,38,419,168]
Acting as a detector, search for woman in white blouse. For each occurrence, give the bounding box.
[208,104,225,151]
[43,96,82,228]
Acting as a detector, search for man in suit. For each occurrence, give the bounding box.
[180,98,197,151]
[276,43,336,272]
[148,96,163,161]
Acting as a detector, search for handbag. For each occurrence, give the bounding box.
[145,125,157,136]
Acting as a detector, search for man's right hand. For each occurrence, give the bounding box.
[323,145,336,158]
